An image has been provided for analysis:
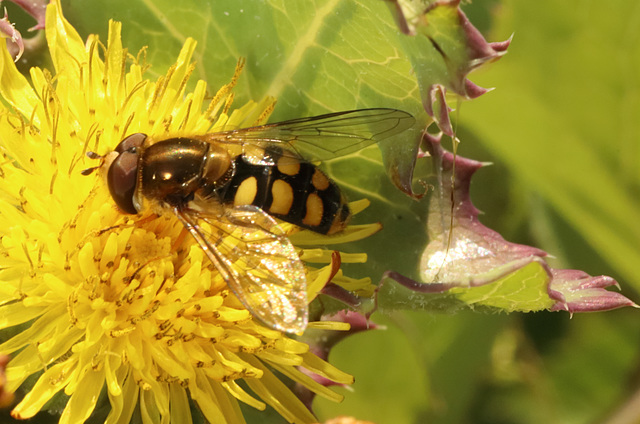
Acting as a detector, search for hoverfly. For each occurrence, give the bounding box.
[84,108,415,333]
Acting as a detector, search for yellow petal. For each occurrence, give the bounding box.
[11,359,76,419]
[221,380,266,411]
[105,20,126,104]
[46,0,88,78]
[268,361,344,403]
[301,351,354,384]
[242,354,317,424]
[0,40,39,121]
[189,371,227,423]
[59,368,105,424]
[105,367,139,424]
[169,382,193,423]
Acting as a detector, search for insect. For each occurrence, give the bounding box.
[84,108,415,333]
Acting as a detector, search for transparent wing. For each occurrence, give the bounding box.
[173,204,308,333]
[195,108,415,163]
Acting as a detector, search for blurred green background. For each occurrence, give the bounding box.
[8,0,640,422]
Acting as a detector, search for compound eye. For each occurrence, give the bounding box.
[115,133,147,154]
[107,149,140,214]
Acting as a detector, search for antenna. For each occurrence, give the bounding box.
[80,151,104,175]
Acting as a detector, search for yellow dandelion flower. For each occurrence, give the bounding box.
[0,1,391,423]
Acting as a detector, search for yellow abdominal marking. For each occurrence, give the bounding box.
[234,176,258,205]
[311,169,330,191]
[270,180,294,215]
[277,157,301,176]
[303,193,323,227]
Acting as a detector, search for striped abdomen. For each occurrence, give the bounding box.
[215,155,351,235]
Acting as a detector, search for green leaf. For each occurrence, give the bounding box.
[313,310,506,424]
[449,261,555,311]
[63,0,425,115]
[459,0,640,291]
